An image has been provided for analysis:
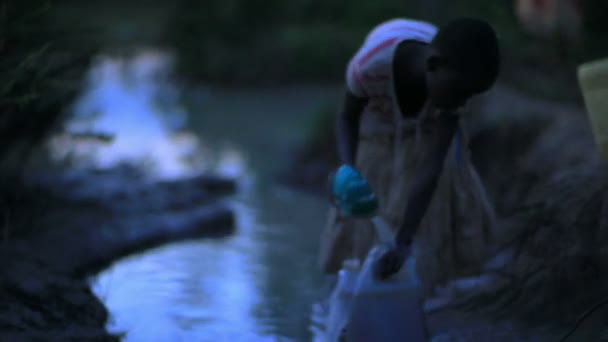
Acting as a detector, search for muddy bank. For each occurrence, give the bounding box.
[279,83,591,198]
[281,83,608,338]
[0,169,237,340]
[0,247,118,341]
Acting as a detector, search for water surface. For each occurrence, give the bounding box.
[79,52,342,341]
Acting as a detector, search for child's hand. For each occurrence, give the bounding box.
[374,245,410,280]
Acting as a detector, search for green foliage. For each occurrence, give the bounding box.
[167,0,422,83]
[165,0,537,84]
[168,0,608,97]
[582,0,608,62]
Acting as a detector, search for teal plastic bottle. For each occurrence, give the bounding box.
[331,165,379,218]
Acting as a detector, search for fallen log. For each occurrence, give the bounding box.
[8,202,235,277]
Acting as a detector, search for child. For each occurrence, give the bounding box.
[319,17,500,293]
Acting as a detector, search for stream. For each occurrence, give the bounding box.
[50,49,592,342]
[67,51,343,341]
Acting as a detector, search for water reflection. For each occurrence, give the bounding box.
[64,49,335,341]
[92,186,329,341]
[48,49,230,181]
[92,200,270,341]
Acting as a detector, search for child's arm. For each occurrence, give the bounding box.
[336,90,368,166]
[375,111,458,279]
[396,113,458,246]
[319,92,367,274]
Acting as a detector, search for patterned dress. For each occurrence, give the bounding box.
[319,18,496,294]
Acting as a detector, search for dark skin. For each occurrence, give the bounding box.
[335,40,477,280]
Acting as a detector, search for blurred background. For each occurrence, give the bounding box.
[2,0,608,341]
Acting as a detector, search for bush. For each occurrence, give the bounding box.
[167,0,608,103]
[0,1,94,180]
[0,1,95,240]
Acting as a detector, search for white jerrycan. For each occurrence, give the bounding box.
[325,258,361,341]
[325,217,428,342]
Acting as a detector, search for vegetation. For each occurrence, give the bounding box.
[0,1,95,240]
[0,1,95,176]
[167,0,608,101]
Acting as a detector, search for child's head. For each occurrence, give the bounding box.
[427,18,500,110]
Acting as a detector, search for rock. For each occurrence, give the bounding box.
[0,330,119,342]
[0,252,118,340]
[426,109,608,333]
